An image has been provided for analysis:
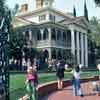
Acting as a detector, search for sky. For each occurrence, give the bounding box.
[6,0,100,19]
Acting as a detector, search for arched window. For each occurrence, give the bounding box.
[37,29,41,40]
[51,28,56,40]
[57,30,61,40]
[43,28,48,40]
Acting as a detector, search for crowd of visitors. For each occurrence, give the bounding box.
[20,58,100,100]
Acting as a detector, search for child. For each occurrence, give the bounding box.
[26,66,38,100]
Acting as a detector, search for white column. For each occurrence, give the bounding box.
[29,30,32,41]
[32,29,36,47]
[40,29,43,40]
[61,30,63,41]
[56,29,57,41]
[85,34,88,67]
[71,29,75,56]
[48,28,51,41]
[23,31,25,36]
[76,31,80,65]
[56,49,58,60]
[48,48,52,60]
[81,33,84,66]
[48,28,51,60]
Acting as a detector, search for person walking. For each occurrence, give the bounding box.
[56,60,65,90]
[72,66,83,97]
[32,64,38,99]
[26,66,38,100]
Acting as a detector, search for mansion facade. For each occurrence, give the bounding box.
[13,0,89,67]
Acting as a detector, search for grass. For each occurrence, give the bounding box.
[10,71,100,100]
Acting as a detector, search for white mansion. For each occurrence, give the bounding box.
[13,0,89,67]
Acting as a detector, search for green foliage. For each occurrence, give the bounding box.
[84,1,89,21]
[0,0,5,16]
[89,17,100,59]
[0,0,20,59]
[94,0,100,7]
[89,17,100,46]
[73,6,76,17]
[12,4,19,16]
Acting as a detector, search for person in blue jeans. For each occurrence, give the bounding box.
[72,66,83,97]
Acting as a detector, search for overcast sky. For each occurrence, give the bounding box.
[6,0,100,19]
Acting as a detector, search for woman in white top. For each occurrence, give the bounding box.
[72,66,83,97]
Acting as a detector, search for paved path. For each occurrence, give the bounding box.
[41,81,100,100]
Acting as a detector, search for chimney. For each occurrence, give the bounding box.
[20,4,28,12]
[36,0,43,9]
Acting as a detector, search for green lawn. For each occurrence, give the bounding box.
[10,71,100,100]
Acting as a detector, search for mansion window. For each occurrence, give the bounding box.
[57,30,61,40]
[49,14,55,22]
[37,30,41,40]
[43,28,48,40]
[25,31,29,41]
[63,31,66,41]
[39,15,46,21]
[67,30,71,46]
[51,28,56,40]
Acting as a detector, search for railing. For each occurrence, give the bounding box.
[36,40,71,48]
[36,40,50,47]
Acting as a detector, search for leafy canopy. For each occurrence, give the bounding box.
[94,0,100,7]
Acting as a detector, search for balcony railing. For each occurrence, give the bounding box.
[36,40,71,48]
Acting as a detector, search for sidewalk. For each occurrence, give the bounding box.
[41,81,100,100]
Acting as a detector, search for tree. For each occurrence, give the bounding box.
[0,0,11,99]
[89,17,100,46]
[89,17,100,60]
[84,1,89,21]
[73,6,76,17]
[94,0,100,7]
[0,0,5,16]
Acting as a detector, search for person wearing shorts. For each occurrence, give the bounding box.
[56,60,65,90]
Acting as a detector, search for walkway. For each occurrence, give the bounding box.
[41,81,100,100]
